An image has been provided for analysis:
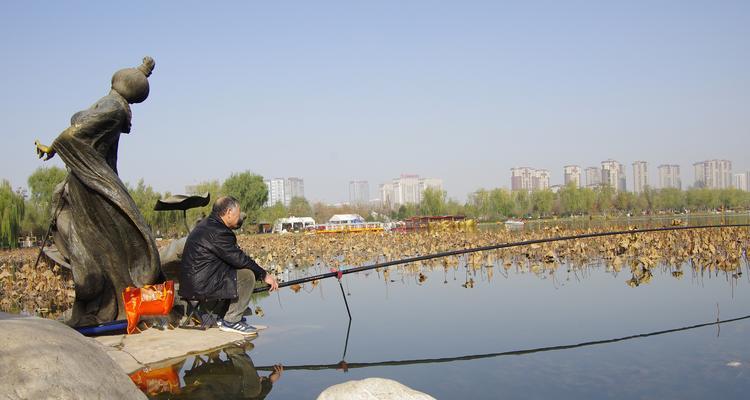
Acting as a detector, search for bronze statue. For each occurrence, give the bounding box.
[35,57,162,327]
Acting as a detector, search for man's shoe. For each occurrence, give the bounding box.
[218,318,267,330]
[219,320,258,335]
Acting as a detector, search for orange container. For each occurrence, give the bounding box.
[130,365,180,396]
[123,280,175,334]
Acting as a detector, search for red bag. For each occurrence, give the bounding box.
[123,280,175,334]
[130,365,180,396]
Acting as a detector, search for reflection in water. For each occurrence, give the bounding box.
[133,313,749,398]
[254,314,750,373]
[133,341,283,399]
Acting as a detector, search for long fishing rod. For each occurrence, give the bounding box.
[253,223,750,294]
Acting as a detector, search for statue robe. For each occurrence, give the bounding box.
[51,91,161,326]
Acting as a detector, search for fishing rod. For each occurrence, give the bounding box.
[253,223,750,294]
[255,313,750,371]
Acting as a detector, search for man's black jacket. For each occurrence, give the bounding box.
[179,215,266,300]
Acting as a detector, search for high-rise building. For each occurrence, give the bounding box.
[632,161,648,193]
[349,180,370,204]
[585,167,601,188]
[511,167,549,191]
[264,177,305,207]
[601,159,626,191]
[563,165,582,188]
[733,172,748,191]
[284,177,305,205]
[533,169,550,191]
[693,160,732,189]
[379,174,443,209]
[264,178,286,206]
[657,164,681,190]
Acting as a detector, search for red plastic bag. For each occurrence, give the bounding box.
[130,365,180,396]
[123,280,175,334]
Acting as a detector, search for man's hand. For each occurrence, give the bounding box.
[264,274,279,292]
[35,140,56,161]
[269,364,283,383]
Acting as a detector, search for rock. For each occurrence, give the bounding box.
[0,312,146,400]
[317,377,435,400]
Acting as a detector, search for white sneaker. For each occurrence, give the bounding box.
[217,318,267,330]
[219,320,258,335]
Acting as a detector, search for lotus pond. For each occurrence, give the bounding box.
[135,225,750,399]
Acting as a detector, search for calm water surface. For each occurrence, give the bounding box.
[146,256,750,399]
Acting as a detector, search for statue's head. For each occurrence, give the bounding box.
[111,56,155,104]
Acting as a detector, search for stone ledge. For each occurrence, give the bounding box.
[95,325,249,373]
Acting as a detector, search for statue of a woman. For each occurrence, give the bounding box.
[35,57,162,326]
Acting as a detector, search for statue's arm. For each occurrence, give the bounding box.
[35,125,80,161]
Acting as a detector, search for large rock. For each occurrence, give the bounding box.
[317,377,435,400]
[0,312,146,400]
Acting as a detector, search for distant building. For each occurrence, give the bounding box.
[563,165,581,188]
[734,172,748,191]
[264,177,305,207]
[511,167,549,191]
[379,174,443,209]
[693,160,732,189]
[265,178,286,206]
[632,161,648,193]
[657,164,682,190]
[585,167,601,188]
[284,177,305,205]
[349,180,370,205]
[601,159,626,191]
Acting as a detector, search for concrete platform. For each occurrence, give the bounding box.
[95,326,252,373]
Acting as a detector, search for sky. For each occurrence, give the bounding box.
[1,1,748,203]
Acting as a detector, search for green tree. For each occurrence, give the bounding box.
[288,196,313,217]
[490,189,514,219]
[594,186,615,215]
[185,180,223,226]
[27,166,67,207]
[655,188,685,212]
[686,188,718,211]
[0,181,25,248]
[466,189,490,220]
[558,183,582,216]
[259,202,288,224]
[530,190,554,217]
[395,203,419,220]
[24,166,67,235]
[222,171,268,223]
[420,187,447,216]
[511,190,531,217]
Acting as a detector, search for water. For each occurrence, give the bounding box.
[142,257,750,399]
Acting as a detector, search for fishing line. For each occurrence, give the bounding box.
[255,313,750,371]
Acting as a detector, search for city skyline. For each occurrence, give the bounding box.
[1,2,748,204]
[267,157,749,206]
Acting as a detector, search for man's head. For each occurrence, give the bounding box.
[212,196,242,229]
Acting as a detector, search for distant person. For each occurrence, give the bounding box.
[179,196,279,335]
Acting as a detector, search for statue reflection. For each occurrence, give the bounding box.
[133,341,282,399]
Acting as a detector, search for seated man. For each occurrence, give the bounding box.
[179,196,279,335]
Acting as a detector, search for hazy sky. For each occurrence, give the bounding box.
[1,1,748,203]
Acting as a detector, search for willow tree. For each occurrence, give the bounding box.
[0,181,25,248]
